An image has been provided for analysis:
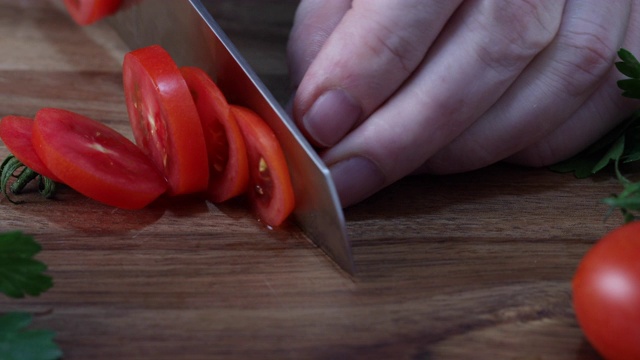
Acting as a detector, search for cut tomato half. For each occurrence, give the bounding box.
[231,105,294,226]
[63,0,122,26]
[181,66,249,203]
[0,115,62,182]
[32,108,168,210]
[123,45,209,195]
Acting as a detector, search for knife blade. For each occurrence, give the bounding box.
[106,0,355,274]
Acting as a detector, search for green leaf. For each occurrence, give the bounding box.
[0,313,61,360]
[616,48,640,78]
[593,136,625,174]
[616,49,640,99]
[549,110,640,178]
[617,79,640,98]
[0,232,53,298]
[549,153,609,178]
[549,134,626,178]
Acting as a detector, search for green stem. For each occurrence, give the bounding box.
[10,167,38,194]
[0,155,57,204]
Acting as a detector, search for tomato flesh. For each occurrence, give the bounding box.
[0,115,62,182]
[572,221,640,360]
[63,0,122,25]
[231,105,294,227]
[123,45,209,195]
[31,108,168,210]
[181,66,249,203]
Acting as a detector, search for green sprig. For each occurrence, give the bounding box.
[551,48,640,222]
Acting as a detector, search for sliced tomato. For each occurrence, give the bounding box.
[31,108,167,210]
[63,0,122,26]
[123,45,209,195]
[0,115,62,182]
[231,105,294,226]
[181,66,249,203]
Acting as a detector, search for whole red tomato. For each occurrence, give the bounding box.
[572,221,640,360]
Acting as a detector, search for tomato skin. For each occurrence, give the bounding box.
[63,0,122,25]
[123,45,209,195]
[0,115,62,182]
[31,108,168,210]
[231,105,294,227]
[572,221,640,360]
[181,66,249,203]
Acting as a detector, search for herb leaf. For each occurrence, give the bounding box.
[548,113,640,178]
[0,231,53,298]
[616,48,640,77]
[0,312,62,360]
[616,48,640,98]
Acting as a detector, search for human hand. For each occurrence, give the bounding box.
[287,0,640,207]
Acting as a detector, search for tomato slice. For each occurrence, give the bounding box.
[231,105,294,226]
[181,66,249,203]
[0,115,62,182]
[31,108,168,210]
[63,0,122,26]
[123,45,209,195]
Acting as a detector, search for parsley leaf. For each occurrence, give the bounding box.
[0,231,53,298]
[549,111,640,178]
[616,48,640,97]
[0,312,61,360]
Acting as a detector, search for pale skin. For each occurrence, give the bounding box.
[287,0,640,207]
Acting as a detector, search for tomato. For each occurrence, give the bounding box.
[181,66,249,203]
[231,105,294,227]
[572,221,640,360]
[0,115,62,182]
[31,108,168,210]
[123,45,209,195]
[63,0,122,26]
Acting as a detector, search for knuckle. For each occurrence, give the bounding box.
[552,28,618,97]
[358,9,427,76]
[474,0,558,71]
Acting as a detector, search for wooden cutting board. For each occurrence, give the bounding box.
[0,1,622,359]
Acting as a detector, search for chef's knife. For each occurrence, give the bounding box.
[107,0,355,274]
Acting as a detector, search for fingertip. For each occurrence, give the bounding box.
[328,156,385,207]
[301,88,362,147]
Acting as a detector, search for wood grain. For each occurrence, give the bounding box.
[0,1,622,359]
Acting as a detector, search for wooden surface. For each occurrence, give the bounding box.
[0,1,624,359]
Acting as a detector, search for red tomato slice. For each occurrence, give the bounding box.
[123,45,209,195]
[181,66,249,203]
[231,105,294,227]
[63,0,122,26]
[0,115,62,182]
[572,221,640,360]
[31,108,168,210]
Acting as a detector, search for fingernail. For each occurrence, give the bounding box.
[329,156,385,207]
[303,89,362,147]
